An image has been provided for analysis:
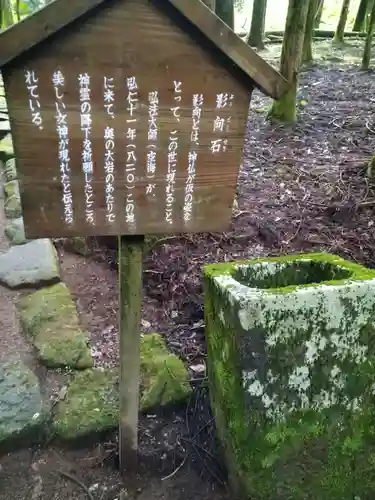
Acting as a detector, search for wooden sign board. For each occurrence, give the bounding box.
[2,0,253,239]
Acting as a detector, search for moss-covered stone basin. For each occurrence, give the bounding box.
[203,252,375,500]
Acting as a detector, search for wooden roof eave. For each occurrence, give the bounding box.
[0,0,288,100]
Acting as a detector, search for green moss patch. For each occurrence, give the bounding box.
[52,368,118,440]
[52,334,191,441]
[18,283,93,369]
[140,333,192,409]
[204,252,375,500]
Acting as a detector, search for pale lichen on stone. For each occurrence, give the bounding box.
[203,252,375,500]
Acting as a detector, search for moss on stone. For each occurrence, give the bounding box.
[18,283,93,369]
[140,333,191,409]
[0,361,47,451]
[67,237,91,256]
[51,333,191,442]
[205,252,375,295]
[52,368,118,440]
[4,217,27,245]
[203,253,375,500]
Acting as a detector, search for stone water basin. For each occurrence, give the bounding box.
[204,252,375,500]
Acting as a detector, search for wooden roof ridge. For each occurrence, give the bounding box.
[0,0,288,99]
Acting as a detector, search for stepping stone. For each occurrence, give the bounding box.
[18,282,93,369]
[5,217,27,245]
[52,333,191,441]
[0,238,60,288]
[0,361,45,450]
[52,368,118,440]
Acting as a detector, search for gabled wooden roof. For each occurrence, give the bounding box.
[0,0,287,99]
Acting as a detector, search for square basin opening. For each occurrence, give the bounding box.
[231,259,353,290]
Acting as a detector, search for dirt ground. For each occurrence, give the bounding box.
[1,40,375,499]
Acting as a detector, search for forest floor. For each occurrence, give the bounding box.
[1,39,375,499]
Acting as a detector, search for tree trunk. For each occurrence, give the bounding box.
[201,0,216,11]
[215,0,234,29]
[365,0,375,30]
[268,0,310,123]
[361,0,375,68]
[303,0,320,63]
[248,0,267,49]
[0,0,15,29]
[314,0,324,28]
[333,0,351,42]
[353,0,369,31]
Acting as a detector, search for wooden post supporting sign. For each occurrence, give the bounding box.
[118,234,145,470]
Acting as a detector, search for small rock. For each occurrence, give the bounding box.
[119,489,130,500]
[18,282,93,369]
[0,361,45,448]
[190,363,206,374]
[4,158,17,181]
[141,319,151,329]
[4,217,27,245]
[65,236,90,256]
[0,239,60,288]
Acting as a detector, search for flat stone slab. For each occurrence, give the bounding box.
[52,333,191,440]
[204,252,375,500]
[18,282,93,369]
[4,217,27,245]
[0,361,45,450]
[0,239,60,288]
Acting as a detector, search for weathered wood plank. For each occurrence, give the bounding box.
[118,234,144,471]
[3,0,253,238]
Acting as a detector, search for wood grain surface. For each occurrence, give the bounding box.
[3,0,253,238]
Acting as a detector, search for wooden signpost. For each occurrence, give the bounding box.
[0,0,287,471]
